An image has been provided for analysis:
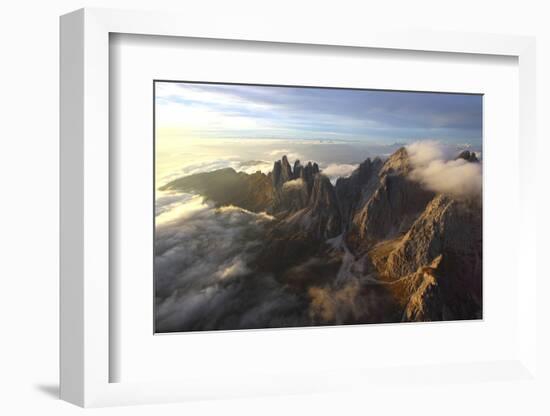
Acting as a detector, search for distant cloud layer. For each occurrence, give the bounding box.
[156,138,420,188]
[407,141,482,198]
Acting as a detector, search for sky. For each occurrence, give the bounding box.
[154,81,483,188]
[155,81,482,145]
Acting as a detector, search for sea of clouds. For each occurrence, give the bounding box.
[154,193,309,332]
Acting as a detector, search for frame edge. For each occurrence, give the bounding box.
[59,8,85,407]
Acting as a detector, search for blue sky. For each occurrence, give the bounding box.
[155,81,482,146]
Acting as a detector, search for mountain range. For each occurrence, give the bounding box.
[160,146,482,325]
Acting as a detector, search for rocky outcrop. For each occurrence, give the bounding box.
[272,157,316,214]
[301,161,319,194]
[456,150,479,163]
[310,174,343,237]
[400,255,445,321]
[386,195,482,278]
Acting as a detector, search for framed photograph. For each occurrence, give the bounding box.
[60,8,538,407]
[153,80,483,333]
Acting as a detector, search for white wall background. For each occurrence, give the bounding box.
[0,0,548,415]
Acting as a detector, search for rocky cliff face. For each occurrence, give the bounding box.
[353,174,435,243]
[399,255,445,321]
[348,148,434,245]
[384,194,482,320]
[366,191,482,321]
[335,157,383,227]
[283,172,342,239]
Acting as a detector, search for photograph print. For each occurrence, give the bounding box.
[154,81,482,333]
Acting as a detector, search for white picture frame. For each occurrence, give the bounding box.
[60,7,538,408]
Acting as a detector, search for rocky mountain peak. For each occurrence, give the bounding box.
[299,161,317,193]
[456,150,479,163]
[272,160,283,188]
[379,146,411,177]
[271,156,315,214]
[281,155,293,175]
[355,157,380,182]
[272,155,294,189]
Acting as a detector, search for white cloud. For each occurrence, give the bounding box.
[407,140,445,165]
[283,178,304,190]
[321,163,358,182]
[155,193,211,225]
[407,141,482,198]
[217,258,249,280]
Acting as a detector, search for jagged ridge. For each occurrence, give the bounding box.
[162,147,482,322]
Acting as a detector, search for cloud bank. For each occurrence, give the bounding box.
[155,194,308,332]
[407,141,482,198]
